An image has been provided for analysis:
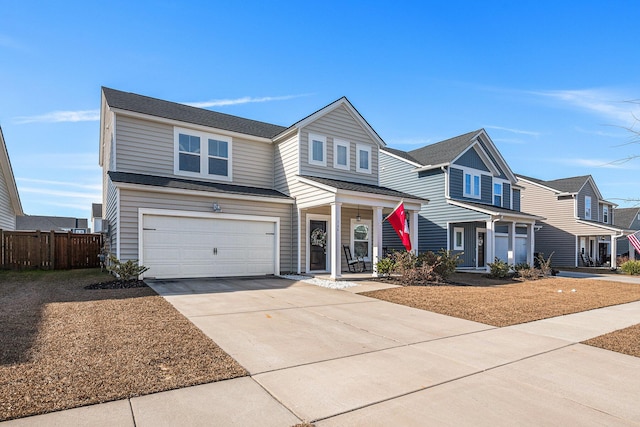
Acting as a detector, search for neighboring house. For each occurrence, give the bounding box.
[100,87,424,279]
[0,127,23,230]
[614,207,640,260]
[16,215,89,233]
[517,174,627,268]
[92,203,104,233]
[379,129,542,270]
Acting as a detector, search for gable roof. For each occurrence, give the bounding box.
[407,129,480,166]
[102,87,288,139]
[614,207,640,229]
[276,97,386,147]
[517,174,604,200]
[299,175,427,201]
[0,127,23,216]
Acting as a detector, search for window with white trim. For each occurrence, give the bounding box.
[174,127,232,181]
[356,144,371,174]
[603,205,609,223]
[464,171,481,199]
[351,219,371,261]
[585,196,592,220]
[493,182,502,207]
[453,227,464,250]
[308,133,326,166]
[334,139,350,170]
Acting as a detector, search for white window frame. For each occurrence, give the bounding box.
[603,205,609,223]
[174,127,232,182]
[356,144,372,174]
[333,138,350,170]
[350,219,372,261]
[585,195,592,220]
[308,133,327,167]
[493,182,503,207]
[453,227,464,250]
[463,169,481,199]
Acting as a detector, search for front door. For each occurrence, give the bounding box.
[309,220,327,271]
[477,230,486,268]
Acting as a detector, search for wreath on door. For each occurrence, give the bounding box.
[310,228,327,249]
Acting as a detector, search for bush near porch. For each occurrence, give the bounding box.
[375,249,461,285]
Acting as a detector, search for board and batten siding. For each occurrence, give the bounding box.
[114,115,275,189]
[503,183,511,209]
[117,188,295,273]
[576,181,598,221]
[0,164,16,230]
[299,105,378,185]
[519,181,577,266]
[274,133,299,195]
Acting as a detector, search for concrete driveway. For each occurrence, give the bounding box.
[6,276,640,426]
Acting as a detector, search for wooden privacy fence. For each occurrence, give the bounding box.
[1,230,103,270]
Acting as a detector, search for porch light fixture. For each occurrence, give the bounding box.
[356,205,361,222]
[212,202,222,213]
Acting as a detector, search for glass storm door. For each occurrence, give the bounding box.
[309,220,327,271]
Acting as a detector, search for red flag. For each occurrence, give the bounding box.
[385,201,412,251]
[629,230,640,255]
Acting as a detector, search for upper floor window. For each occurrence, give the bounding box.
[308,133,326,167]
[464,171,481,199]
[334,139,350,170]
[356,144,371,174]
[585,196,592,219]
[493,182,502,207]
[174,127,232,181]
[603,205,609,223]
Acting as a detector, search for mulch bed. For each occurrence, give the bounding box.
[0,269,247,422]
[84,279,147,289]
[583,324,640,358]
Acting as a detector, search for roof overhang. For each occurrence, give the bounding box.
[576,219,628,236]
[412,162,450,173]
[0,127,23,216]
[447,199,544,222]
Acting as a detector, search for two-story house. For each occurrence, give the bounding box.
[0,127,23,230]
[614,207,640,260]
[517,174,627,268]
[99,88,424,280]
[379,129,542,270]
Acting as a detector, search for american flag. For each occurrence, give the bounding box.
[629,230,640,255]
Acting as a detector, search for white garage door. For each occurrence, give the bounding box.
[142,214,277,279]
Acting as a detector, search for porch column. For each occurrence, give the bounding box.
[297,207,302,274]
[611,235,617,269]
[409,210,419,255]
[330,202,342,279]
[509,222,516,265]
[485,219,494,271]
[528,223,535,266]
[372,206,383,277]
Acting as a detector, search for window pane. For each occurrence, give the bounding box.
[456,231,462,247]
[354,241,368,258]
[354,224,369,240]
[179,153,200,172]
[494,183,501,195]
[465,174,471,194]
[179,134,200,153]
[494,195,502,206]
[209,139,228,158]
[312,140,323,161]
[473,176,480,196]
[337,145,347,165]
[359,150,369,169]
[208,158,228,176]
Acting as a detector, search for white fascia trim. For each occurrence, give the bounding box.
[450,142,500,177]
[113,181,294,204]
[296,176,338,193]
[336,191,424,211]
[475,130,518,183]
[576,219,627,235]
[581,176,604,201]
[412,162,450,173]
[447,199,544,221]
[99,94,107,167]
[109,107,273,144]
[516,176,564,194]
[380,149,422,168]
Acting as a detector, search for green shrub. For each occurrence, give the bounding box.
[621,260,640,275]
[418,249,461,281]
[375,256,396,277]
[487,258,512,278]
[514,262,530,272]
[107,254,149,280]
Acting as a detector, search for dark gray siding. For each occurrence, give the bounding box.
[449,167,492,204]
[453,148,489,171]
[449,222,478,266]
[503,183,511,209]
[577,181,597,221]
[477,139,507,179]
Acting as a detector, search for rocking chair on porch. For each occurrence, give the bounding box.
[343,245,366,273]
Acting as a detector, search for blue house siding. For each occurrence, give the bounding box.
[476,138,507,179]
[453,149,489,171]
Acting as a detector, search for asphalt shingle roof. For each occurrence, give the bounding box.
[453,200,542,219]
[517,174,591,193]
[109,171,292,199]
[406,129,481,166]
[299,175,427,201]
[614,207,640,229]
[102,87,288,139]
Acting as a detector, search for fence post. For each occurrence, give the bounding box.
[67,231,72,270]
[50,230,56,270]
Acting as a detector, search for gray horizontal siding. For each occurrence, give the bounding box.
[0,164,16,230]
[117,188,294,273]
[274,134,299,195]
[115,115,275,189]
[300,105,378,185]
[106,178,118,255]
[577,181,597,221]
[453,148,489,172]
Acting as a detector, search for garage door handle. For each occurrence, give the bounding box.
[265,232,274,235]
[143,228,156,231]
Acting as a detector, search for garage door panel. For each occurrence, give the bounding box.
[142,214,276,279]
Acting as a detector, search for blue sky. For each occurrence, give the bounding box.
[1,0,639,224]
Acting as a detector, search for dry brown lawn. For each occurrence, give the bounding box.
[0,269,247,422]
[583,324,640,358]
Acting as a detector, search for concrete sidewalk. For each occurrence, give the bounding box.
[4,277,640,426]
